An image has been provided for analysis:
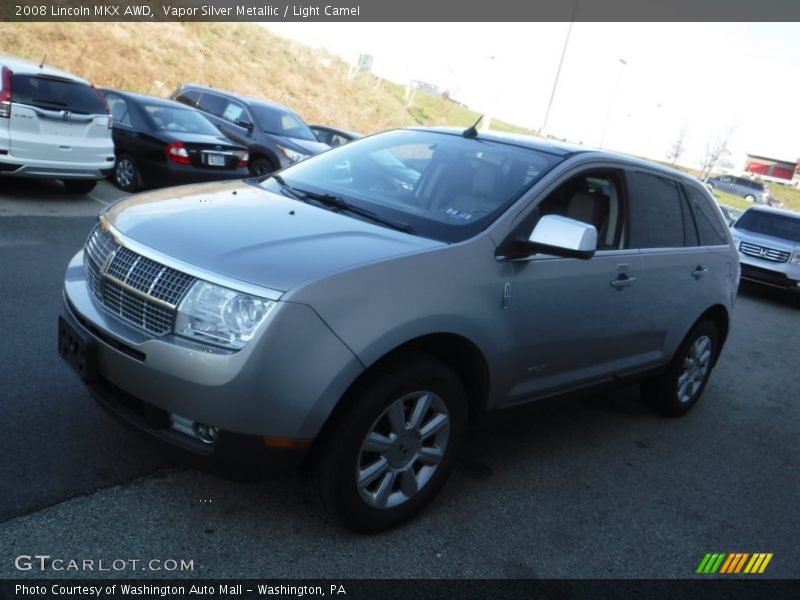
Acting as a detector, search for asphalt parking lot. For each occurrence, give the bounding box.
[0,179,798,579]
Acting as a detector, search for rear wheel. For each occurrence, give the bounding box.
[744,194,756,203]
[249,158,275,177]
[113,155,141,192]
[313,356,468,533]
[62,180,97,195]
[642,319,719,417]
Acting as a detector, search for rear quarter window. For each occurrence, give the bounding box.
[12,75,106,115]
[684,186,729,246]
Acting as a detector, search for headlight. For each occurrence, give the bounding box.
[730,233,740,247]
[175,281,276,349]
[277,145,308,163]
[791,251,800,265]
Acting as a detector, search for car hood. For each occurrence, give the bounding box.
[732,227,800,251]
[270,135,330,155]
[102,180,442,293]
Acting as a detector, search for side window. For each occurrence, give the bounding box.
[330,133,349,147]
[220,100,248,125]
[105,94,131,127]
[197,93,227,117]
[174,90,200,107]
[626,171,694,249]
[530,171,624,250]
[684,186,728,246]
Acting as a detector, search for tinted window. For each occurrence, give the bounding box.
[250,104,316,141]
[627,171,692,248]
[174,90,200,107]
[11,75,106,115]
[197,93,227,117]
[735,210,800,243]
[684,186,728,246]
[261,129,561,243]
[141,104,221,135]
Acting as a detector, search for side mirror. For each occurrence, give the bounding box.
[499,214,597,261]
[236,119,254,131]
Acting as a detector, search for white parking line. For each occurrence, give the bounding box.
[88,193,111,206]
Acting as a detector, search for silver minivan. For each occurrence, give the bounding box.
[59,128,738,531]
[0,55,114,194]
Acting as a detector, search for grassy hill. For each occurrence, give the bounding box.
[0,22,534,136]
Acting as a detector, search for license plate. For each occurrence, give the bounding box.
[58,316,98,383]
[206,153,225,167]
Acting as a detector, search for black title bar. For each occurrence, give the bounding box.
[2,0,800,22]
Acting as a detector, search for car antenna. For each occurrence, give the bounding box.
[462,114,483,138]
[39,54,47,69]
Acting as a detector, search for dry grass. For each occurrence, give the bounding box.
[0,22,535,136]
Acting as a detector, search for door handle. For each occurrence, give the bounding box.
[610,273,637,290]
[692,266,708,279]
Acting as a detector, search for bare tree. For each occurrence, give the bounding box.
[667,127,688,166]
[699,126,737,181]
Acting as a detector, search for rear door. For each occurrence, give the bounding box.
[624,170,713,363]
[9,74,111,162]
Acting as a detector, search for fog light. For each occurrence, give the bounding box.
[193,423,219,444]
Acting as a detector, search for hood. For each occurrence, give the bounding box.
[270,134,330,156]
[732,226,800,251]
[102,180,442,292]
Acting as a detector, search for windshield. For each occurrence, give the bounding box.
[12,75,106,115]
[736,210,800,243]
[250,104,316,141]
[142,104,221,135]
[261,129,562,243]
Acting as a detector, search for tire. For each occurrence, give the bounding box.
[249,158,275,177]
[62,180,97,194]
[313,355,468,533]
[113,154,141,192]
[642,319,719,417]
[705,182,715,192]
[744,194,755,203]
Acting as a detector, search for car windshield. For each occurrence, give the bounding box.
[736,210,800,243]
[142,104,221,135]
[250,104,316,141]
[260,129,562,243]
[12,75,106,115]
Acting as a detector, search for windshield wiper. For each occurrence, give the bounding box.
[271,176,415,234]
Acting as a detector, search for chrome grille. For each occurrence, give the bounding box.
[83,225,195,335]
[739,241,790,263]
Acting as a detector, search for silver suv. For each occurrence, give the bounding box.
[731,206,800,303]
[58,128,738,531]
[0,55,114,194]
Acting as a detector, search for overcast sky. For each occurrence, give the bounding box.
[265,22,800,171]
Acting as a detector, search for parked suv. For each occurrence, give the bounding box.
[731,206,800,303]
[0,55,114,193]
[172,84,328,176]
[59,128,738,532]
[705,175,769,204]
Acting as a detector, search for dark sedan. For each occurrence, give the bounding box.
[100,89,249,192]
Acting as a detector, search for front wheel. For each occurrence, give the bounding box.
[313,356,468,533]
[249,158,275,177]
[642,319,719,417]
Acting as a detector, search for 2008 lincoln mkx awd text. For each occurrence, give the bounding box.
[58,127,739,532]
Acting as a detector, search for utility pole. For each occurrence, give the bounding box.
[538,0,579,137]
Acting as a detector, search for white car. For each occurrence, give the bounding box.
[0,55,114,194]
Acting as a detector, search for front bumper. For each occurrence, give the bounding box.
[60,249,363,466]
[739,255,800,292]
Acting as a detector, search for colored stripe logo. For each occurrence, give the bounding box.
[696,553,773,574]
